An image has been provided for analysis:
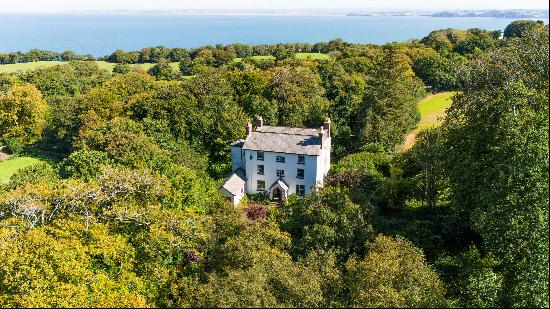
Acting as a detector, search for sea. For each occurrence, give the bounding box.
[0,14,546,57]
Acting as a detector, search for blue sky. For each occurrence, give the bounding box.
[1,0,548,12]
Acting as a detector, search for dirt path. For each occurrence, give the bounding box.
[402,133,417,151]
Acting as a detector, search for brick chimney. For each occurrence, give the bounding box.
[246,122,252,136]
[256,116,264,128]
[323,118,331,137]
[319,127,325,149]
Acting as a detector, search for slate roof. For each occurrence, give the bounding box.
[242,125,324,156]
[256,126,321,136]
[219,168,245,196]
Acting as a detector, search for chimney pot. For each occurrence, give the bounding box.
[246,122,252,136]
[256,116,264,128]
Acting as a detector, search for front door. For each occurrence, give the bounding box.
[273,188,282,201]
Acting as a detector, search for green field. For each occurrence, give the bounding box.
[0,54,331,74]
[0,61,64,73]
[0,61,180,74]
[295,53,331,60]
[0,156,45,184]
[414,92,455,133]
[233,55,276,62]
[403,92,455,150]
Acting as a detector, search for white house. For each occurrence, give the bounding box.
[219,117,331,205]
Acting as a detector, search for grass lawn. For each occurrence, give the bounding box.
[234,53,330,62]
[0,156,45,184]
[295,53,331,60]
[0,54,332,74]
[414,92,455,133]
[0,61,181,74]
[0,61,64,73]
[402,92,455,150]
[233,55,276,62]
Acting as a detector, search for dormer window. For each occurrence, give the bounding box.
[257,151,264,161]
[276,155,285,163]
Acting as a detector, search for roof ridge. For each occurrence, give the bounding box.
[256,125,320,136]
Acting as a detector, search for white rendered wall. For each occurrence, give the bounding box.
[244,150,319,196]
[232,191,244,205]
[314,137,331,189]
[219,187,245,206]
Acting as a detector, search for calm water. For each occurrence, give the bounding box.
[0,14,543,56]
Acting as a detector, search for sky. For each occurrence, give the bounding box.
[0,0,548,13]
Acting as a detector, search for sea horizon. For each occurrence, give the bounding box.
[0,13,548,56]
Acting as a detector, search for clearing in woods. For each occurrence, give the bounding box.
[1,53,331,74]
[0,61,180,74]
[0,156,45,184]
[402,92,455,150]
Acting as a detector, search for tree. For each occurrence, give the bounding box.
[59,149,111,180]
[108,49,139,64]
[212,48,236,67]
[178,212,340,308]
[75,116,170,170]
[279,186,374,261]
[328,151,391,205]
[267,66,329,127]
[421,28,467,52]
[503,20,546,38]
[21,60,110,100]
[179,54,194,75]
[358,48,425,151]
[454,28,499,54]
[318,61,367,157]
[404,128,447,207]
[0,221,149,307]
[228,70,278,124]
[345,235,447,308]
[168,47,189,62]
[112,63,131,74]
[147,59,177,80]
[0,83,47,145]
[441,31,549,307]
[8,162,58,188]
[184,69,248,176]
[405,47,466,91]
[436,246,503,308]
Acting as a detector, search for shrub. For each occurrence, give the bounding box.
[59,150,111,180]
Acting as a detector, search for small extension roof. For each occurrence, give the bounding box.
[219,168,245,196]
[269,178,289,191]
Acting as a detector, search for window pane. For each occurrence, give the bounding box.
[257,180,265,191]
[297,169,304,179]
[298,155,305,164]
[296,185,305,196]
[257,151,264,161]
[257,165,264,174]
[277,170,285,177]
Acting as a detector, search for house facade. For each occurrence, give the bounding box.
[219,117,331,205]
